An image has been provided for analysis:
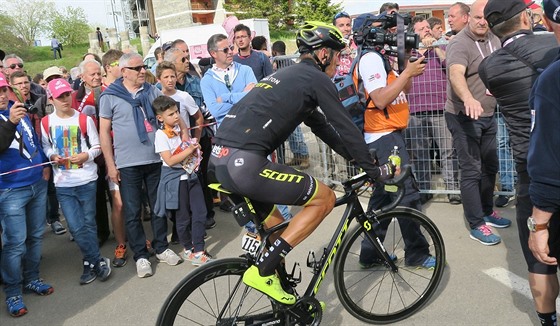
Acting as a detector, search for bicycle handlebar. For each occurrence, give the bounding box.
[338,164,413,213]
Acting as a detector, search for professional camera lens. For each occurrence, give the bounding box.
[23,103,38,114]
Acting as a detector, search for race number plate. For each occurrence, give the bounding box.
[241,232,261,255]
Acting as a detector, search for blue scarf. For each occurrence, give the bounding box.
[101,78,156,143]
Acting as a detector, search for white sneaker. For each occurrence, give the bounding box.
[156,249,183,266]
[181,248,193,261]
[136,258,153,278]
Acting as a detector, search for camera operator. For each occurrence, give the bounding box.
[356,14,437,269]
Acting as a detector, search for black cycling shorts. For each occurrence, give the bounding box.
[210,146,318,217]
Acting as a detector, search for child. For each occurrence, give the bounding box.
[152,95,212,266]
[41,78,111,285]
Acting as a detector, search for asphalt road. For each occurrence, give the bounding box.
[0,194,551,325]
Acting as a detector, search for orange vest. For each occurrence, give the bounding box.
[355,69,410,133]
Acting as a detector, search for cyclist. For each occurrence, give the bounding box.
[209,21,396,304]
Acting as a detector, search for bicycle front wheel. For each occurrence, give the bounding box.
[333,207,446,324]
[157,257,281,326]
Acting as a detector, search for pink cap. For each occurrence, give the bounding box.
[47,78,73,99]
[0,72,9,88]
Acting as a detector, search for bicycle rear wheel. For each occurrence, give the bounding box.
[333,207,445,324]
[157,257,282,326]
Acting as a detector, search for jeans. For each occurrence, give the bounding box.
[496,113,515,192]
[119,163,168,261]
[52,47,61,59]
[445,112,498,229]
[360,132,429,265]
[0,178,47,297]
[287,126,309,157]
[406,112,459,191]
[174,177,207,252]
[56,181,101,264]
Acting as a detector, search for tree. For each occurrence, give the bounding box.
[0,11,27,50]
[49,6,90,46]
[292,0,342,26]
[224,0,290,28]
[6,0,53,46]
[224,0,341,29]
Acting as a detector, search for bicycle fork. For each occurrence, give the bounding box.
[356,211,399,272]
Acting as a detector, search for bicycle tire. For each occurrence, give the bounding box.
[333,207,446,324]
[157,257,282,326]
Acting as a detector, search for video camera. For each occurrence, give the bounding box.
[354,13,419,51]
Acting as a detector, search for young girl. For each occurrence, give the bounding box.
[153,95,212,266]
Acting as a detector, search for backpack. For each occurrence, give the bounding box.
[335,46,394,131]
[41,113,91,148]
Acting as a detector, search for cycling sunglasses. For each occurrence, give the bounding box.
[8,63,24,69]
[125,65,148,72]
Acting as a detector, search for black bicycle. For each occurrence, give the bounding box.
[157,165,446,325]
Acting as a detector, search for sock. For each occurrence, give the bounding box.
[256,237,292,277]
[537,311,558,326]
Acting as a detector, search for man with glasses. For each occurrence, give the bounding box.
[232,24,273,81]
[445,0,511,246]
[478,0,558,322]
[99,53,184,278]
[3,54,45,96]
[201,33,256,126]
[0,72,54,317]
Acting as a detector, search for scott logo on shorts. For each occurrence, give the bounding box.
[211,145,229,158]
[259,169,304,183]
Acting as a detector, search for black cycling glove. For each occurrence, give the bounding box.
[376,161,396,182]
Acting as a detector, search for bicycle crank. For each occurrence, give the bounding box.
[285,297,323,325]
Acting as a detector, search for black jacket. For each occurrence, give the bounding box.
[479,31,558,174]
[214,58,381,180]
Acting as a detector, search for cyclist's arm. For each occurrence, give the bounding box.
[306,75,381,180]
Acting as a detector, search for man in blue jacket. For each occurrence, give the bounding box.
[0,73,53,317]
[201,33,256,126]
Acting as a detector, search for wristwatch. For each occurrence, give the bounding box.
[527,217,548,232]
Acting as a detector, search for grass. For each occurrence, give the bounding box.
[23,38,145,77]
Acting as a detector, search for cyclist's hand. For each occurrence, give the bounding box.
[376,161,396,182]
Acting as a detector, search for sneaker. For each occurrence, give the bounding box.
[113,244,128,267]
[242,265,296,305]
[359,253,397,269]
[205,217,216,229]
[190,251,213,266]
[51,221,67,235]
[136,258,153,278]
[448,194,462,205]
[219,200,234,212]
[181,248,193,261]
[156,249,183,266]
[80,261,97,285]
[484,211,512,228]
[6,295,27,317]
[94,257,112,282]
[495,195,513,208]
[470,225,501,246]
[24,279,54,295]
[406,256,436,270]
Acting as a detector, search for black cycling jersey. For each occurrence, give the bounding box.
[213,58,380,180]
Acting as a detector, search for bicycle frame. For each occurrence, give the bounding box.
[248,167,411,303]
